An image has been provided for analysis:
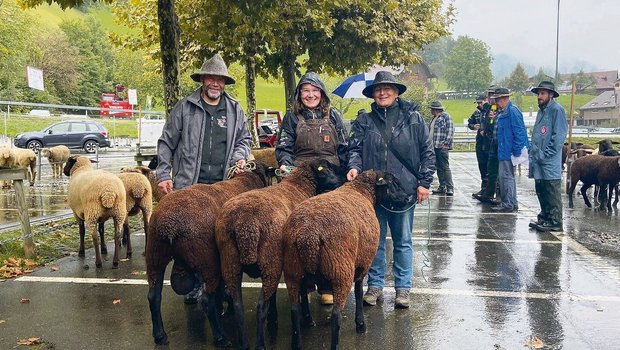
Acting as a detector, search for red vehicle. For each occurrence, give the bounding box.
[99,84,133,119]
[254,109,282,148]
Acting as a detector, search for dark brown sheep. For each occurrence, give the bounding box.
[214,159,345,350]
[146,162,275,346]
[568,155,620,211]
[282,170,410,350]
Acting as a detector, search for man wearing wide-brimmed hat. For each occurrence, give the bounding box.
[428,101,454,196]
[528,81,567,232]
[468,94,490,197]
[348,71,435,309]
[490,87,529,212]
[156,53,252,303]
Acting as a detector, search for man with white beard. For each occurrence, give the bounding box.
[156,53,252,303]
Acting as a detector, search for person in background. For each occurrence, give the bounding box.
[528,81,567,232]
[429,101,455,196]
[490,87,529,212]
[474,86,500,204]
[156,53,252,304]
[275,71,348,305]
[347,71,435,309]
[468,94,490,197]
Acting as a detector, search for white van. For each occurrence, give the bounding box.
[28,109,51,117]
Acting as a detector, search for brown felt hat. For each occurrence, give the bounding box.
[190,54,235,84]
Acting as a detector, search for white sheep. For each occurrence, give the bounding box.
[116,171,152,257]
[41,145,70,178]
[0,147,36,186]
[63,155,127,268]
[120,165,165,202]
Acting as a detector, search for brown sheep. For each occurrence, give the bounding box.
[282,170,410,350]
[146,162,276,347]
[41,145,70,178]
[214,159,346,350]
[63,156,127,268]
[249,147,278,168]
[568,155,620,211]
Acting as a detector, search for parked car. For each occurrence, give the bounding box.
[14,120,111,153]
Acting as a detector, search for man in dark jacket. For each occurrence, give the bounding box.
[156,53,252,303]
[468,94,489,197]
[347,71,435,309]
[528,81,567,231]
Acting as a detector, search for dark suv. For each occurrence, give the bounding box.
[14,120,111,153]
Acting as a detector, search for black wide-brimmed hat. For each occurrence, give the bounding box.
[531,80,559,97]
[362,71,407,98]
[190,53,235,84]
[429,101,444,110]
[491,87,511,98]
[475,94,487,102]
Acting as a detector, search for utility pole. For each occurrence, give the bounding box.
[555,0,560,82]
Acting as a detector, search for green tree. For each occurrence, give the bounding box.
[530,68,553,85]
[33,30,81,103]
[503,63,530,93]
[420,36,456,79]
[572,70,596,93]
[444,36,493,92]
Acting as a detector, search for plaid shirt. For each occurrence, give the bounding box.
[430,111,454,150]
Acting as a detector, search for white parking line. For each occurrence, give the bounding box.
[14,276,620,302]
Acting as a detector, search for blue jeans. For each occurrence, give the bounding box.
[367,205,414,290]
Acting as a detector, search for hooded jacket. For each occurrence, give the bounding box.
[528,99,567,180]
[348,98,436,198]
[156,88,252,189]
[275,72,348,168]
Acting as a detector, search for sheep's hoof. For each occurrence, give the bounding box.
[126,252,132,259]
[356,322,366,334]
[95,262,103,268]
[213,335,232,348]
[112,262,119,269]
[101,248,108,255]
[78,251,85,258]
[154,333,169,345]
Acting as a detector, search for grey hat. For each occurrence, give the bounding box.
[491,87,511,98]
[531,80,559,97]
[429,101,444,110]
[475,94,487,102]
[190,54,235,84]
[362,71,407,98]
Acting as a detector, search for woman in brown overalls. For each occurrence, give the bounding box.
[275,72,349,305]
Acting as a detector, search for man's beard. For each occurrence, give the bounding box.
[206,88,222,100]
[538,98,549,108]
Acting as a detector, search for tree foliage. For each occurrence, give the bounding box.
[503,63,530,93]
[530,68,553,86]
[420,36,456,79]
[444,36,493,92]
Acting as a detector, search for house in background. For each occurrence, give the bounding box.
[399,62,436,91]
[558,70,618,94]
[577,79,620,127]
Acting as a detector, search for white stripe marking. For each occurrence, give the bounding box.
[14,276,620,302]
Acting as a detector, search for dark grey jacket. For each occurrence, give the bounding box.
[156,88,252,189]
[348,98,436,196]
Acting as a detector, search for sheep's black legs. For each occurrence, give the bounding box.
[122,222,132,258]
[148,270,168,345]
[290,303,302,350]
[354,280,366,334]
[203,289,232,348]
[330,307,342,350]
[256,292,277,350]
[230,279,249,350]
[300,277,315,327]
[581,184,592,208]
[98,222,107,255]
[78,219,86,257]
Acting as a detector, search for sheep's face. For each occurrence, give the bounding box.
[313,159,346,194]
[63,156,79,177]
[41,148,51,157]
[375,172,413,210]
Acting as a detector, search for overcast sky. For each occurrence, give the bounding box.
[449,0,620,74]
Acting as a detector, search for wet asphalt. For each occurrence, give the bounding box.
[1,152,619,350]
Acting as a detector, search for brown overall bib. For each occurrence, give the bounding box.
[293,114,339,167]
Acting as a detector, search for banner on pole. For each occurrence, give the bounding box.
[26,66,44,91]
[127,89,138,106]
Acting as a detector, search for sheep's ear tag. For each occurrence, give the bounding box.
[317,166,324,171]
[377,177,387,185]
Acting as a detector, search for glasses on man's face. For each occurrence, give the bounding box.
[301,88,321,95]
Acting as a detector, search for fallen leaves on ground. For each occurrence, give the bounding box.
[0,258,38,280]
[50,266,59,272]
[17,337,41,345]
[112,299,121,305]
[130,270,145,276]
[0,320,5,325]
[526,336,544,349]
[20,298,30,304]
